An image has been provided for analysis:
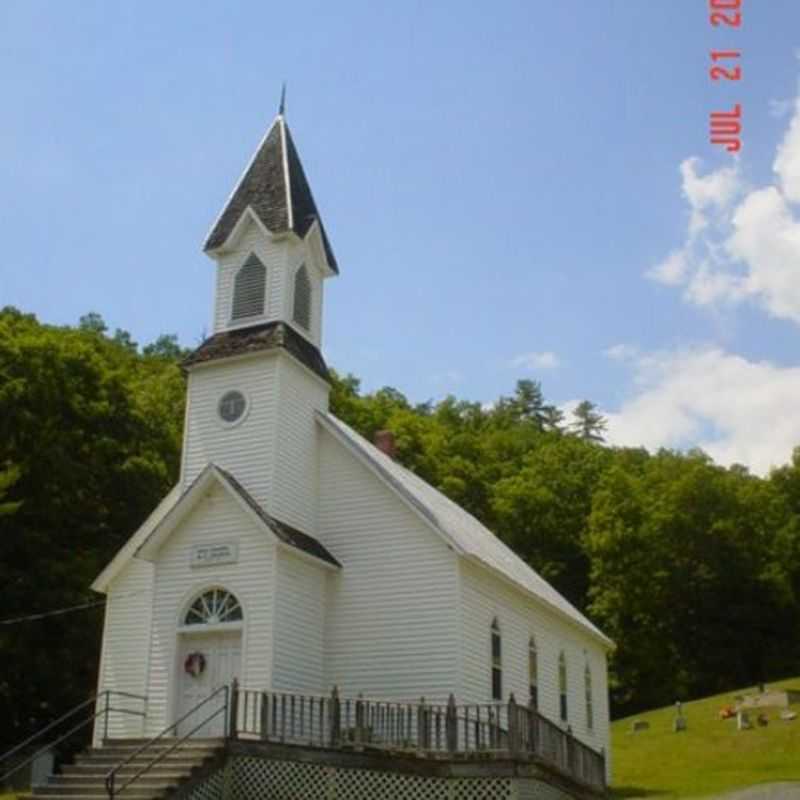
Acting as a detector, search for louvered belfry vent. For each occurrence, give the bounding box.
[232,254,266,321]
[293,264,312,330]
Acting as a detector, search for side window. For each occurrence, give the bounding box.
[491,618,502,701]
[231,254,266,321]
[559,651,568,722]
[529,637,538,710]
[585,663,594,730]
[293,264,312,330]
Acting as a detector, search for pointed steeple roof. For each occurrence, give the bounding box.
[204,114,338,273]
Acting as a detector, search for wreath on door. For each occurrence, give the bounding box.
[184,651,207,678]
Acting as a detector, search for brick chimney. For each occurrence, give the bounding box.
[373,430,397,459]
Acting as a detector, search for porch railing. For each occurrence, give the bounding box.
[230,684,605,792]
[0,691,146,787]
[105,684,228,800]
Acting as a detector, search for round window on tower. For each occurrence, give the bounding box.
[218,390,248,425]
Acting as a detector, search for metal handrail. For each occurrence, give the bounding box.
[105,684,229,800]
[0,691,146,786]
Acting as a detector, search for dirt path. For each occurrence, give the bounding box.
[710,783,800,800]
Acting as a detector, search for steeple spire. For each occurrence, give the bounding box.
[278,82,286,116]
[203,114,337,273]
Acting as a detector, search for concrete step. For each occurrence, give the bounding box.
[75,748,217,765]
[85,744,220,758]
[32,795,163,800]
[36,782,173,797]
[44,774,176,788]
[27,737,224,800]
[62,763,196,779]
[102,739,223,748]
[32,790,166,800]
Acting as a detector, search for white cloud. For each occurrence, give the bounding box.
[432,369,463,385]
[604,343,640,362]
[605,346,800,474]
[774,95,800,202]
[770,98,793,119]
[680,157,741,237]
[647,86,800,325]
[510,351,561,370]
[648,249,690,286]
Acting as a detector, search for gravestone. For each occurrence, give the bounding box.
[737,710,752,730]
[673,700,687,732]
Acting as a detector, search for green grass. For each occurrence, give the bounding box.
[610,677,800,798]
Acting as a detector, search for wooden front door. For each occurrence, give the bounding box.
[177,631,241,737]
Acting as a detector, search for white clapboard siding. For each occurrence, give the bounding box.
[318,428,460,703]
[182,355,279,508]
[213,218,287,333]
[459,560,610,778]
[93,558,154,743]
[271,357,329,533]
[272,550,327,694]
[145,482,275,734]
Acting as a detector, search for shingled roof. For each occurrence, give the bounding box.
[215,466,340,568]
[317,412,614,648]
[182,321,329,382]
[204,115,338,272]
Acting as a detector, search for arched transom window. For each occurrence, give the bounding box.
[293,264,312,330]
[490,618,502,701]
[231,254,266,321]
[559,651,568,722]
[585,663,594,730]
[184,588,243,627]
[529,636,538,710]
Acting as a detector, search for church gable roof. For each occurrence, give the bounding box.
[317,412,613,648]
[92,465,338,593]
[204,115,338,273]
[214,467,340,567]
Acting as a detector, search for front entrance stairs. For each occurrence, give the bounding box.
[26,738,224,800]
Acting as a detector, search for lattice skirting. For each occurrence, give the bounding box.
[183,755,583,800]
[183,767,225,800]
[229,756,512,800]
[517,778,576,800]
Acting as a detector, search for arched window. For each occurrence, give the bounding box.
[559,651,568,722]
[585,663,594,730]
[491,618,502,701]
[293,264,312,330]
[184,588,243,627]
[231,254,266,321]
[529,637,538,710]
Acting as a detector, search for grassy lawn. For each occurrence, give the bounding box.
[610,676,800,798]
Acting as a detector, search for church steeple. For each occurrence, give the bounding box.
[204,113,337,274]
[195,112,337,372]
[180,111,337,533]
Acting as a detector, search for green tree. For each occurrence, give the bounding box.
[142,333,190,361]
[492,435,611,609]
[0,463,22,516]
[587,450,795,714]
[0,307,186,751]
[78,311,107,334]
[570,400,607,442]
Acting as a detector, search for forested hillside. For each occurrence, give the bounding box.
[2,306,800,752]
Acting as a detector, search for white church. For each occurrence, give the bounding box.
[90,109,613,776]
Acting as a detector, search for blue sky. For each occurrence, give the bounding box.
[2,1,800,473]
